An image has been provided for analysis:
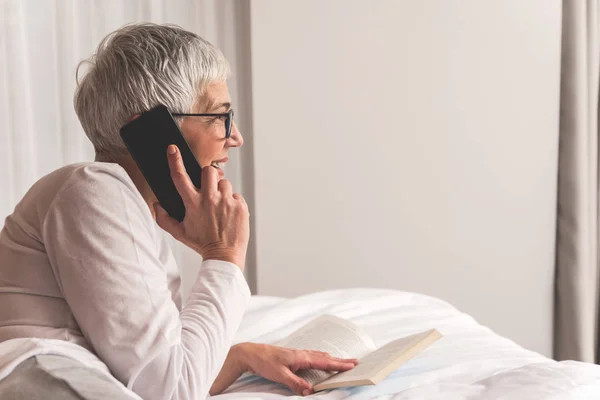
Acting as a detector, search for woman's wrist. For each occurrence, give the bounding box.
[209,343,250,396]
[202,253,246,271]
[230,342,251,373]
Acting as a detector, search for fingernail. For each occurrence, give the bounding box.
[302,389,310,396]
[168,145,177,155]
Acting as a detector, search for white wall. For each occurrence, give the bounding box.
[249,0,562,357]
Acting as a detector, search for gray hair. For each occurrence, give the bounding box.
[74,23,230,161]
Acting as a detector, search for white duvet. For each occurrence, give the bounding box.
[216,289,600,400]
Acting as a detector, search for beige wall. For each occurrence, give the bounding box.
[249,0,561,357]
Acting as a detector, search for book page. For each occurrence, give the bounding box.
[275,315,377,385]
[315,329,441,389]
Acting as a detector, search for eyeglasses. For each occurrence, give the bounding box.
[171,109,235,139]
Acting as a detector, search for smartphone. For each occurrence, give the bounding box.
[120,104,202,222]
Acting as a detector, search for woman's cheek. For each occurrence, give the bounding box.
[188,130,222,165]
[189,139,210,165]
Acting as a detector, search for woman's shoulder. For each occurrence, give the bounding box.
[49,162,144,206]
[41,162,155,233]
[5,162,150,245]
[26,162,137,205]
[15,162,145,220]
[54,161,132,188]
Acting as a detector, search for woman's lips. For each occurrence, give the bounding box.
[211,157,227,178]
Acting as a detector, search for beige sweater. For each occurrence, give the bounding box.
[0,162,250,399]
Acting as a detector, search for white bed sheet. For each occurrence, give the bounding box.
[216,289,600,400]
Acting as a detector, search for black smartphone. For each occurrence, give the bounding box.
[120,104,202,222]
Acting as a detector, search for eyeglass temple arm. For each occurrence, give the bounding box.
[171,112,232,117]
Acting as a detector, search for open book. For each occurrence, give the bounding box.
[276,315,442,392]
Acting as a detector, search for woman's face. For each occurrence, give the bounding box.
[179,82,243,178]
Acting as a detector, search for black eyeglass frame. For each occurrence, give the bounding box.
[171,109,234,139]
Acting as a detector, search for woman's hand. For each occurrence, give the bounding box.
[154,145,249,270]
[210,343,358,396]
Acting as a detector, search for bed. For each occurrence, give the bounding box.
[216,288,600,399]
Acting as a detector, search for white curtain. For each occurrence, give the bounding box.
[554,0,600,362]
[0,0,255,298]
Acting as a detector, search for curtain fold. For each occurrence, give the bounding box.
[555,0,600,363]
[0,0,255,298]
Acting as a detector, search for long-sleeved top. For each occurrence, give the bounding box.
[0,162,251,399]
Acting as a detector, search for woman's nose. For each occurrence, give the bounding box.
[227,122,244,148]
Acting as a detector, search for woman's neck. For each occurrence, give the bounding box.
[113,156,158,220]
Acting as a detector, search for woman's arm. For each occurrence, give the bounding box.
[42,161,249,400]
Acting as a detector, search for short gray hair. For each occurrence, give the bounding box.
[74,23,230,161]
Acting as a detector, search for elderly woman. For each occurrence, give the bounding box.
[0,23,357,399]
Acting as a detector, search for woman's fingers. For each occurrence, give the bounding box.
[293,351,358,372]
[166,145,197,205]
[232,345,358,397]
[278,368,312,396]
[201,165,220,197]
[320,352,359,365]
[218,178,233,198]
[301,357,357,372]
